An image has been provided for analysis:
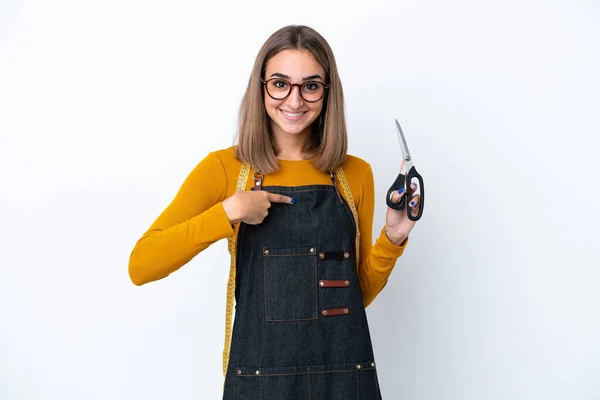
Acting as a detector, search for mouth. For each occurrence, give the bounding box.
[279,109,307,121]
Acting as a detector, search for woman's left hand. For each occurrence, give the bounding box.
[384,180,421,246]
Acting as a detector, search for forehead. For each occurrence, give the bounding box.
[265,49,325,79]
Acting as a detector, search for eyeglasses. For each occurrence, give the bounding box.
[261,78,329,103]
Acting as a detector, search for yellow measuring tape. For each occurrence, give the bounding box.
[221,164,360,378]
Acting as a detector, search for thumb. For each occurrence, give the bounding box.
[388,188,406,204]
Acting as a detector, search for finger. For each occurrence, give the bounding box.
[408,194,421,209]
[388,187,406,204]
[410,198,421,217]
[267,192,296,204]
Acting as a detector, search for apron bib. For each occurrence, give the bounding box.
[222,173,381,400]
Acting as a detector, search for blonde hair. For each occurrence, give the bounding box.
[235,25,347,174]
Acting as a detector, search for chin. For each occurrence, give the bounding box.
[279,123,310,135]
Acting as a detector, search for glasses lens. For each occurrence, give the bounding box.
[300,81,325,102]
[265,79,326,102]
[266,79,291,100]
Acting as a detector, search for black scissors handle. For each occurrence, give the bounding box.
[386,165,424,221]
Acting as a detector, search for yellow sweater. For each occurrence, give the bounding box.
[129,146,408,307]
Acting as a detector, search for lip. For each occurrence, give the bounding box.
[279,109,307,121]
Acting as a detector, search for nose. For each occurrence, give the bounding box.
[286,85,304,109]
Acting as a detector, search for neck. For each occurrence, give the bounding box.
[272,127,313,160]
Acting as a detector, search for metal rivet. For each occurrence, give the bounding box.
[344,251,350,259]
[319,252,325,259]
[371,362,375,367]
[255,181,260,186]
[264,249,269,255]
[319,281,325,287]
[322,310,328,316]
[344,280,350,286]
[255,370,260,375]
[309,248,315,253]
[343,308,349,314]
[237,369,242,375]
[356,364,361,369]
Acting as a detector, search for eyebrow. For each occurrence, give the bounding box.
[269,72,324,81]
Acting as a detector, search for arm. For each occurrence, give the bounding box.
[356,163,408,307]
[128,152,234,286]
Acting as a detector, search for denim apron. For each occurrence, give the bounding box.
[222,173,382,399]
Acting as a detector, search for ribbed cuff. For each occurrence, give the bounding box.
[376,226,408,257]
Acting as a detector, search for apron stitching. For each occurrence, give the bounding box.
[375,368,380,400]
[249,187,335,193]
[313,254,318,319]
[236,367,375,377]
[356,369,360,400]
[236,364,239,400]
[266,317,318,322]
[266,255,313,257]
[263,251,319,322]
[308,367,311,400]
[263,254,268,322]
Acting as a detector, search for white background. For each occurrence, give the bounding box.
[1,0,599,399]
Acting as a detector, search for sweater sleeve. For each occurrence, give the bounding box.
[128,151,235,286]
[356,163,409,307]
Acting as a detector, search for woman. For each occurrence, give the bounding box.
[129,25,420,399]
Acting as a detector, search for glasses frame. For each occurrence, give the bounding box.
[261,77,330,103]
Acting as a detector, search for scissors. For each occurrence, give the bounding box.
[386,119,424,221]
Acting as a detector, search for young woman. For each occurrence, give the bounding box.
[129,25,420,399]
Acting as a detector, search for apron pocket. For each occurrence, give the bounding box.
[263,246,318,321]
[239,362,380,400]
[356,363,382,400]
[310,361,380,400]
[235,368,261,400]
[261,373,309,400]
[309,368,357,400]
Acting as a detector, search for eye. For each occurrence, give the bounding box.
[272,79,289,89]
[303,82,321,92]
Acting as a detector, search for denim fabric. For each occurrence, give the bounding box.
[222,185,382,399]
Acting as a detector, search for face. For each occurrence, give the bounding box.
[263,49,327,139]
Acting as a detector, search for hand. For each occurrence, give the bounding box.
[222,189,295,225]
[385,162,421,245]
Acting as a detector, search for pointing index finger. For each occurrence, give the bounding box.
[268,192,296,204]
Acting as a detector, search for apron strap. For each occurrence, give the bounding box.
[221,163,360,378]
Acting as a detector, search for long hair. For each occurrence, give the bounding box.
[235,25,347,174]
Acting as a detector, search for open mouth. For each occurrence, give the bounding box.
[280,109,307,121]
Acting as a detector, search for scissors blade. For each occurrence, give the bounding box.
[395,119,412,164]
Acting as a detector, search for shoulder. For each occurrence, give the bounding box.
[204,146,248,193]
[339,154,375,208]
[198,146,243,173]
[209,146,241,166]
[340,154,373,181]
[186,146,243,184]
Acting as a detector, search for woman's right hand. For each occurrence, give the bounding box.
[222,189,295,225]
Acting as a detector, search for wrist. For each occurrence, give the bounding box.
[222,198,241,225]
[384,226,408,246]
